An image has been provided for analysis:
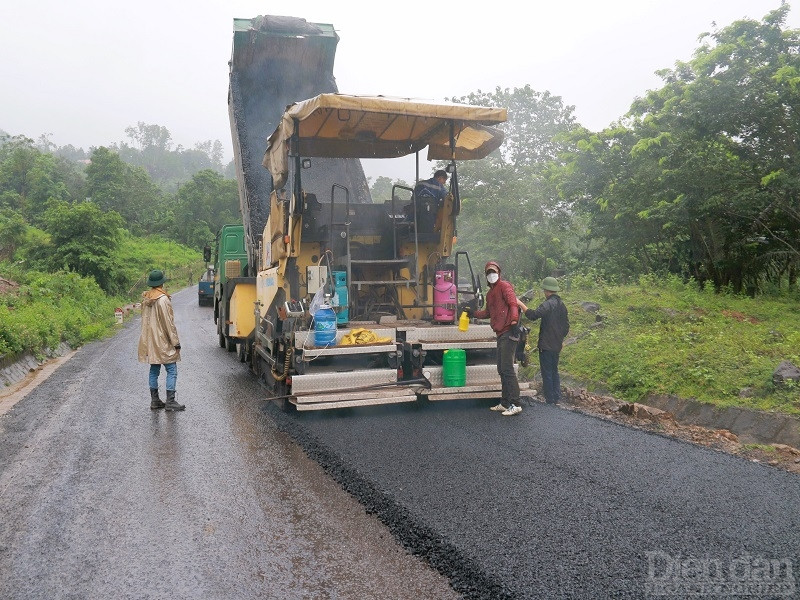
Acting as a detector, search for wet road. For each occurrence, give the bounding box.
[276,398,800,598]
[0,289,458,600]
[2,289,799,599]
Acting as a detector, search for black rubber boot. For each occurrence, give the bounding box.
[164,390,185,411]
[150,388,165,410]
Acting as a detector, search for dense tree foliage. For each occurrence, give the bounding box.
[0,135,81,224]
[171,169,239,248]
[33,200,124,292]
[0,128,236,296]
[451,86,578,285]
[554,6,800,292]
[85,147,165,235]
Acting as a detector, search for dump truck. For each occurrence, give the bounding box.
[198,266,214,306]
[225,15,527,410]
[211,224,253,356]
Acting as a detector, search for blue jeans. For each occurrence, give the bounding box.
[539,349,561,403]
[497,331,520,406]
[149,363,177,391]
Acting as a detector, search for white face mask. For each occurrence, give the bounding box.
[486,272,499,284]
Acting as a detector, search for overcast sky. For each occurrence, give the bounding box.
[1,1,796,181]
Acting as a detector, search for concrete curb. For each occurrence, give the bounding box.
[0,342,73,389]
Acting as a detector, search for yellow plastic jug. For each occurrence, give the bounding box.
[458,311,469,332]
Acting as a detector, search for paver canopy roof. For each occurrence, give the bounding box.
[264,93,507,188]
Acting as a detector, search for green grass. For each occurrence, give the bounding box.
[742,444,777,453]
[0,266,122,359]
[116,232,206,298]
[520,274,800,415]
[0,234,204,360]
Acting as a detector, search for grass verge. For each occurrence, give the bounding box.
[520,274,800,416]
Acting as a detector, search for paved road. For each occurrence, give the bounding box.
[0,288,457,600]
[2,288,798,599]
[269,382,800,598]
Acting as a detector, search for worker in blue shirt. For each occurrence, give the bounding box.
[412,170,448,231]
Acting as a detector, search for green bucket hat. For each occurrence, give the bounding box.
[147,269,166,287]
[542,276,560,292]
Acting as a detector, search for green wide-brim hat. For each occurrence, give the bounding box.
[147,269,166,287]
[542,276,560,292]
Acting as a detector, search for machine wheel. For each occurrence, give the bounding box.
[218,332,226,348]
[237,342,247,363]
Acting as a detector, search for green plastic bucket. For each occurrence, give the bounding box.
[443,348,466,387]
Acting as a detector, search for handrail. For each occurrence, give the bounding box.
[331,183,350,316]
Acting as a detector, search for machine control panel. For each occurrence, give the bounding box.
[284,300,305,317]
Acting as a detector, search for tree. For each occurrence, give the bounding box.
[556,6,800,291]
[172,170,239,248]
[124,122,173,153]
[38,200,124,292]
[85,147,163,234]
[114,122,228,190]
[368,175,409,203]
[0,209,26,261]
[449,86,578,282]
[0,136,82,223]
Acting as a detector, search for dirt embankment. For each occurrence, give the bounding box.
[552,386,800,475]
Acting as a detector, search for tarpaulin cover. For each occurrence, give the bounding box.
[264,94,507,189]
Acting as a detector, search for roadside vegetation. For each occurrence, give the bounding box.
[0,267,119,358]
[0,124,224,359]
[0,235,203,359]
[523,274,800,415]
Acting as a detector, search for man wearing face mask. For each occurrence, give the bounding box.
[472,261,523,416]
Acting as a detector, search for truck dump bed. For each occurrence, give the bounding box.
[228,16,370,265]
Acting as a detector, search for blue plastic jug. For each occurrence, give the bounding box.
[314,303,337,346]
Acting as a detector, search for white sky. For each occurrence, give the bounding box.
[1,1,795,181]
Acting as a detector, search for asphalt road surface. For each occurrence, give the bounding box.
[1,288,799,599]
[0,288,458,600]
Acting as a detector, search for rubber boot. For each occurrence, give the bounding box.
[164,390,185,412]
[150,388,165,410]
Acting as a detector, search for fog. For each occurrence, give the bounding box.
[1,0,795,181]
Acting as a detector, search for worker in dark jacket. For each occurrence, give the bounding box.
[518,277,569,404]
[410,170,448,231]
[473,261,522,416]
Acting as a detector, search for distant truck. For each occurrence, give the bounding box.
[212,224,254,356]
[198,265,215,306]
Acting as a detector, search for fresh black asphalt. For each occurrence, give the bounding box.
[268,397,800,599]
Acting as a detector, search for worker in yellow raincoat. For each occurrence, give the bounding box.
[138,269,185,411]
